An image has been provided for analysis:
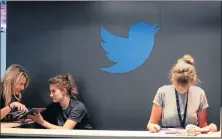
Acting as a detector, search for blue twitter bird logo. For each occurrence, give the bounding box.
[100,22,159,73]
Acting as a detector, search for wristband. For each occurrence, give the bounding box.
[8,103,13,110]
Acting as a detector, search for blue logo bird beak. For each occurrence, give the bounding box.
[154,28,160,34]
[151,24,160,34]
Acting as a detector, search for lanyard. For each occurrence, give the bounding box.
[175,89,188,128]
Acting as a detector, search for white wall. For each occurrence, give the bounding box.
[1,32,6,78]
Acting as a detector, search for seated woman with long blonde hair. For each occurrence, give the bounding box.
[0,64,29,121]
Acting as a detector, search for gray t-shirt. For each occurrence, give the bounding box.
[57,99,92,129]
[153,85,209,127]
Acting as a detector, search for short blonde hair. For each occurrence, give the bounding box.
[169,54,199,87]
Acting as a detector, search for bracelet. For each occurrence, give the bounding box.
[8,103,13,110]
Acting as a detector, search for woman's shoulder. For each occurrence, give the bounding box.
[70,99,86,109]
[154,85,174,97]
[157,85,174,92]
[189,85,206,95]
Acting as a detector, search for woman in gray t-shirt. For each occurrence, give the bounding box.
[147,54,217,133]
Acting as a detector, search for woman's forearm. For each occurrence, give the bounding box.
[40,120,65,129]
[0,106,11,120]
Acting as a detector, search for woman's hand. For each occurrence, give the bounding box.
[28,113,45,125]
[207,123,217,132]
[198,123,217,133]
[149,123,161,133]
[10,102,28,112]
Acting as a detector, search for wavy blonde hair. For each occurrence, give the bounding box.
[169,54,200,87]
[0,64,29,106]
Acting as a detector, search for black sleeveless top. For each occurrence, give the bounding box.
[0,86,24,121]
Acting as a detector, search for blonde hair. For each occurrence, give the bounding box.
[48,73,78,99]
[0,64,29,106]
[169,54,199,87]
